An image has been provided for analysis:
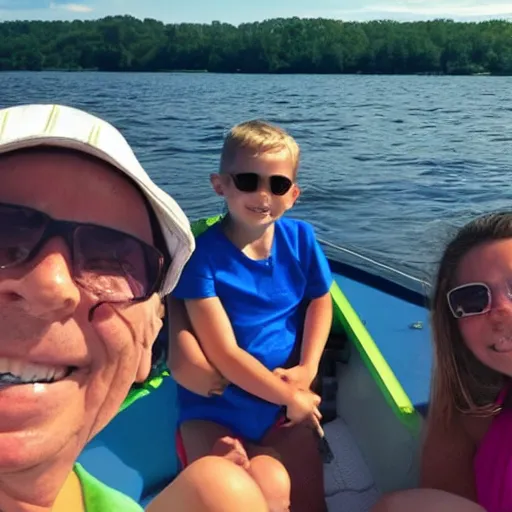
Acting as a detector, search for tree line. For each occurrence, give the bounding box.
[1,15,512,74]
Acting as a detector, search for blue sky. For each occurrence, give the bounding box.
[1,0,512,24]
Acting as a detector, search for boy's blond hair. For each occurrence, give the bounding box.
[220,120,300,177]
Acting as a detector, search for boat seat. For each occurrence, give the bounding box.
[138,416,382,511]
[78,346,376,507]
[77,274,375,508]
[78,379,381,511]
[77,376,180,504]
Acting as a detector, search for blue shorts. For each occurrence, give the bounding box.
[177,384,284,443]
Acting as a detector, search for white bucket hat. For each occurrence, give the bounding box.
[0,103,195,295]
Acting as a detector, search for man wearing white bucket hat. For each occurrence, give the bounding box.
[0,104,268,512]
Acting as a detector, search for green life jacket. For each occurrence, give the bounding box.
[74,463,143,511]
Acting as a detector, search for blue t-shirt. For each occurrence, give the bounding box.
[172,217,333,441]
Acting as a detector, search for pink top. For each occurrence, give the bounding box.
[474,387,512,512]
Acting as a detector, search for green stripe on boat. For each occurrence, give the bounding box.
[330,280,422,434]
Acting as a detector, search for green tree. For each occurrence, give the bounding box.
[1,16,512,74]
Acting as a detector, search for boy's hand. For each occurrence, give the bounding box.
[274,364,317,391]
[207,374,230,397]
[285,388,322,426]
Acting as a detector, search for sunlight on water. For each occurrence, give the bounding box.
[3,72,512,283]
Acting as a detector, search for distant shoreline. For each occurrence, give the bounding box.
[0,70,501,76]
[1,16,511,75]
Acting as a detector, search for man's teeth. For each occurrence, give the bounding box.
[0,358,68,384]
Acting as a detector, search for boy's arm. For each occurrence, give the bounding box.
[274,293,333,389]
[300,222,334,383]
[300,291,333,381]
[167,296,228,397]
[185,296,297,406]
[275,222,334,390]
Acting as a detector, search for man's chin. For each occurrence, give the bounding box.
[0,430,77,473]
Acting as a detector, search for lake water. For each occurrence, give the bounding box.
[3,71,512,283]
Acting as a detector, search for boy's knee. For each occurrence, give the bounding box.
[186,456,267,505]
[249,454,291,512]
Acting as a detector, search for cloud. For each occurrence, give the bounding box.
[49,2,93,12]
[302,0,512,21]
[363,1,512,18]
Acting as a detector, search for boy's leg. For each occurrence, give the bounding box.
[180,420,249,468]
[146,456,268,512]
[245,444,291,512]
[261,421,327,512]
[181,420,291,512]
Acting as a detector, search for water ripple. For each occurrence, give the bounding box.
[3,72,512,278]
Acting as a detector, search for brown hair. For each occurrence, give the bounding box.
[220,120,300,177]
[430,212,512,424]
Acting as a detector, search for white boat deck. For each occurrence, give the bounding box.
[324,417,381,512]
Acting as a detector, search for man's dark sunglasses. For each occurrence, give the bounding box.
[0,202,164,306]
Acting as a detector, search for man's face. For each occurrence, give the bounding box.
[0,148,162,474]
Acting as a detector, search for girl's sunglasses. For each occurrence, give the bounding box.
[0,202,164,306]
[230,173,293,196]
[446,281,512,318]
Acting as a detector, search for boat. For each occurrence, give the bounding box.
[77,216,433,512]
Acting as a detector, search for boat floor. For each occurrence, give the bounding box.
[323,417,381,512]
[78,264,425,510]
[79,376,382,511]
